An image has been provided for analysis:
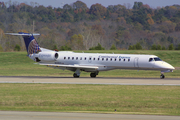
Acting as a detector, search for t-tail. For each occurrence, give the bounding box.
[6,32,58,63]
[6,32,41,55]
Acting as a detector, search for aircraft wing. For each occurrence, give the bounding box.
[39,63,99,72]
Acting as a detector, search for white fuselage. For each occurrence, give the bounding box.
[31,51,175,73]
[7,32,174,78]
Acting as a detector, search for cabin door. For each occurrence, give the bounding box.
[134,57,139,67]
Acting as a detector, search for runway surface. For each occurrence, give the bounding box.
[0,76,180,86]
[1,76,180,120]
[1,111,180,120]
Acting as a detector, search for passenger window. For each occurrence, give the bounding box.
[114,59,116,61]
[89,58,91,60]
[119,59,121,61]
[93,58,95,60]
[72,57,74,60]
[68,57,70,60]
[124,59,125,61]
[98,58,100,61]
[106,58,108,61]
[64,57,66,59]
[80,57,82,60]
[102,58,104,61]
[84,57,86,60]
[128,59,130,62]
[76,57,78,60]
[110,58,112,61]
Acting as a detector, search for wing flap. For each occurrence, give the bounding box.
[39,63,99,70]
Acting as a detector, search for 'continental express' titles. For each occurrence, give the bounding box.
[99,55,131,59]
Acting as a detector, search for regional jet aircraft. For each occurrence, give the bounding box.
[6,32,175,79]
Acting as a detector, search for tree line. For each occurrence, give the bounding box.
[0,1,180,52]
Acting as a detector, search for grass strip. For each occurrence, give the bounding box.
[0,84,180,115]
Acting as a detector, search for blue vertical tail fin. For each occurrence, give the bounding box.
[6,32,41,55]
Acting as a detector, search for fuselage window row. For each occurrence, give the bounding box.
[64,57,130,62]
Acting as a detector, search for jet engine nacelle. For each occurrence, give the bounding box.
[37,52,59,62]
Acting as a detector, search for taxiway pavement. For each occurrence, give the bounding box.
[0,111,180,120]
[0,76,180,86]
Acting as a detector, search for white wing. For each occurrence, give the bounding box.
[39,63,99,72]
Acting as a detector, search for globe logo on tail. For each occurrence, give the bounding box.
[28,39,41,55]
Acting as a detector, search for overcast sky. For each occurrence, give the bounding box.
[2,0,180,8]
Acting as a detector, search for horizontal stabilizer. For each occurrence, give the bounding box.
[5,33,40,36]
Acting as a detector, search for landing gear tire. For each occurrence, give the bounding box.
[90,73,96,78]
[160,74,165,79]
[73,73,79,78]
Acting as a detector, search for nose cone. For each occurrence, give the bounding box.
[170,65,175,70]
[161,62,175,72]
[155,61,175,71]
[165,62,175,70]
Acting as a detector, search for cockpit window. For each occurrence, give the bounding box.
[149,57,162,62]
[154,57,162,61]
[149,58,154,62]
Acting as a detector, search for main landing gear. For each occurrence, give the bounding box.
[90,72,99,78]
[73,70,99,78]
[73,69,80,78]
[90,73,96,78]
[73,73,79,78]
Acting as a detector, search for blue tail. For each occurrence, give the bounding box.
[20,32,41,55]
[6,32,41,55]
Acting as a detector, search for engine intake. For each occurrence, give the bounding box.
[55,53,59,59]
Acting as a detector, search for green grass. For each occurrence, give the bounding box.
[0,50,180,78]
[0,84,180,115]
[0,51,180,115]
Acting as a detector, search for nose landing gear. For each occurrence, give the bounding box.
[160,71,165,79]
[160,74,165,79]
